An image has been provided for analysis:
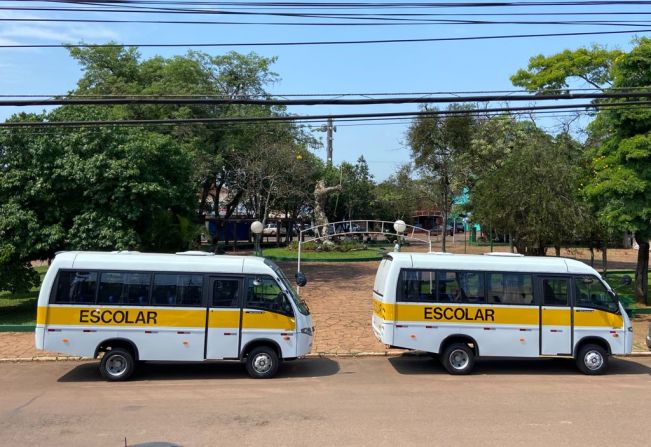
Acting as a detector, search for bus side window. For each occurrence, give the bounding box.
[124,273,151,306]
[177,275,204,306]
[212,279,240,307]
[542,278,569,307]
[54,271,98,304]
[487,273,533,305]
[458,272,485,304]
[398,270,436,303]
[98,272,125,305]
[437,271,461,302]
[152,274,178,306]
[152,274,203,307]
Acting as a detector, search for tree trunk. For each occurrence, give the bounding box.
[601,244,608,274]
[554,245,561,257]
[635,236,649,305]
[589,246,594,267]
[441,185,448,253]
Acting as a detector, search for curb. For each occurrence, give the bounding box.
[2,350,649,362]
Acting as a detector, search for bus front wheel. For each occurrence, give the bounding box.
[441,343,475,375]
[576,344,608,375]
[245,346,279,379]
[99,347,135,381]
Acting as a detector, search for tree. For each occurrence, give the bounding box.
[407,106,475,251]
[471,121,588,255]
[0,108,195,292]
[512,38,651,304]
[65,45,283,245]
[323,156,376,222]
[375,164,420,221]
[1,46,319,292]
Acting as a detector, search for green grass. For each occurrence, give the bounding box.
[263,247,384,260]
[0,266,47,325]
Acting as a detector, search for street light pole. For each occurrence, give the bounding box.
[251,221,264,256]
[393,219,407,251]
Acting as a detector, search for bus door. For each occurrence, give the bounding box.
[205,276,242,360]
[537,276,573,356]
[240,276,297,358]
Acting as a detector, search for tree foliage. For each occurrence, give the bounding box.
[510,45,620,92]
[511,38,651,303]
[407,106,474,251]
[0,45,314,292]
[471,120,588,255]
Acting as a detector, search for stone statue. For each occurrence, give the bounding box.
[313,179,341,239]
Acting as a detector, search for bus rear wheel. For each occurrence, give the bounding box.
[576,344,608,375]
[441,343,475,375]
[245,346,279,379]
[99,347,135,381]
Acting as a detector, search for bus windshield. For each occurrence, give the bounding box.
[265,260,310,315]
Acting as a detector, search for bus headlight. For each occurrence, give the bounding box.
[301,327,313,336]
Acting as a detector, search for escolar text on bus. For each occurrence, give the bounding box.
[79,309,158,325]
[423,307,495,322]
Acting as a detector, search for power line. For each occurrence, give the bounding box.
[0,111,603,135]
[26,1,651,9]
[3,87,651,98]
[1,91,650,106]
[4,15,651,26]
[1,100,648,128]
[0,27,649,49]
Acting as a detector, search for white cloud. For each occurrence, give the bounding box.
[0,11,119,44]
[0,36,21,46]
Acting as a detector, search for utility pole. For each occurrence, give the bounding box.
[326,117,334,165]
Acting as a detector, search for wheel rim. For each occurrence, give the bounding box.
[252,353,273,374]
[106,354,128,377]
[584,350,604,371]
[449,349,470,370]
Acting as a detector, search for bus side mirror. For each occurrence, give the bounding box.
[295,272,307,287]
[621,275,632,286]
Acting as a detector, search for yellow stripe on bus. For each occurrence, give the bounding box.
[38,306,206,327]
[242,312,296,330]
[373,300,623,328]
[38,306,297,331]
[208,309,240,328]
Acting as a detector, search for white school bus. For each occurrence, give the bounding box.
[36,251,314,380]
[372,253,632,375]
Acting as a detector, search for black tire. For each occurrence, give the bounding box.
[576,344,609,375]
[245,346,280,379]
[441,343,476,375]
[99,347,135,381]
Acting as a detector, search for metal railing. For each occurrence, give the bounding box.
[297,219,432,274]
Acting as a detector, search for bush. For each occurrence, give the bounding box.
[288,240,367,252]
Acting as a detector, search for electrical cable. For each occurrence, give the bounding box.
[0,90,650,106]
[1,100,648,127]
[0,27,649,48]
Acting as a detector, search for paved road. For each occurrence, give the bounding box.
[1,356,650,447]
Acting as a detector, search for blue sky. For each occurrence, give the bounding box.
[1,1,649,180]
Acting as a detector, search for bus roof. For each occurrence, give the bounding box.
[52,251,272,275]
[385,252,598,275]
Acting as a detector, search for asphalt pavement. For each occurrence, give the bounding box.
[1,356,650,446]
